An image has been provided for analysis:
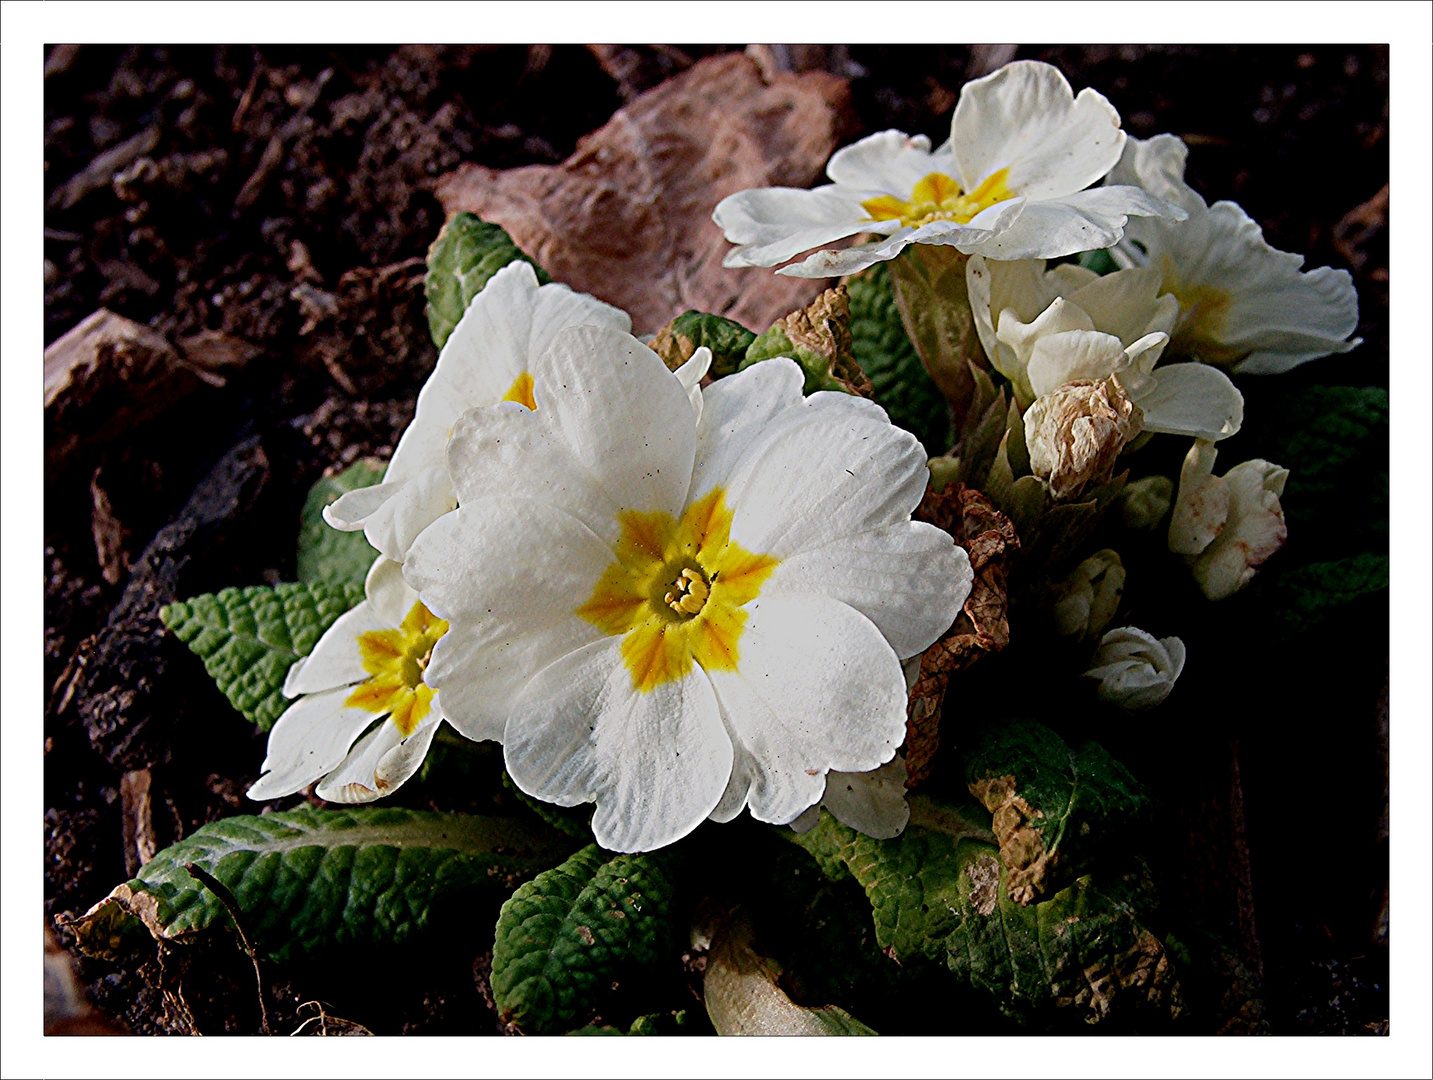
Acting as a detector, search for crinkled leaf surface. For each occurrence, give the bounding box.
[651,311,755,378]
[66,808,570,962]
[962,718,1152,903]
[1257,552,1389,639]
[789,799,1182,1025]
[491,844,677,1034]
[425,211,548,350]
[161,582,363,730]
[296,458,386,588]
[846,261,950,453]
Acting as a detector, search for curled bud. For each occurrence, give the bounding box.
[1168,439,1289,600]
[1119,475,1175,530]
[1024,377,1142,499]
[1052,549,1126,640]
[1085,626,1186,710]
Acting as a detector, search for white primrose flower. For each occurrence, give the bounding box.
[1084,626,1186,711]
[248,558,450,803]
[323,261,631,563]
[1108,134,1361,374]
[713,60,1183,279]
[968,256,1245,439]
[1168,438,1289,601]
[789,757,911,841]
[403,325,972,853]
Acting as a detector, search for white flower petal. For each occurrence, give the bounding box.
[673,346,713,425]
[323,478,399,532]
[766,520,971,659]
[773,229,919,279]
[504,639,732,853]
[528,325,697,524]
[719,398,930,559]
[1167,439,1229,555]
[705,594,907,825]
[1191,459,1288,600]
[315,713,441,804]
[825,130,946,193]
[282,600,390,697]
[1107,132,1204,214]
[1134,362,1244,441]
[809,758,910,840]
[364,555,417,629]
[1026,329,1128,399]
[247,688,382,800]
[962,185,1181,261]
[404,498,611,743]
[689,358,809,503]
[1085,626,1185,710]
[336,465,456,565]
[953,61,1125,200]
[714,185,885,270]
[1065,267,1178,349]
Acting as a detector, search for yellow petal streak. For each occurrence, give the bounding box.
[502,371,537,410]
[344,601,449,736]
[862,169,1014,228]
[1160,257,1241,365]
[576,488,778,693]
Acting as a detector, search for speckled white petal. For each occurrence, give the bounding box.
[960,186,1181,261]
[364,555,418,629]
[247,688,382,801]
[952,61,1126,200]
[673,346,713,425]
[765,521,970,660]
[282,601,390,697]
[315,712,441,804]
[705,594,907,826]
[689,359,809,503]
[800,757,911,840]
[824,130,945,193]
[714,185,885,270]
[504,639,732,853]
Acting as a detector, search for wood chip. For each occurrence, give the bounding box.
[47,125,160,211]
[120,768,157,876]
[435,52,856,335]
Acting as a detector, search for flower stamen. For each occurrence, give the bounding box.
[664,567,711,616]
[862,169,1014,228]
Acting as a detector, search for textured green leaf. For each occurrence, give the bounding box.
[161,582,363,730]
[790,800,1182,1025]
[650,311,756,378]
[66,808,571,962]
[1258,552,1389,639]
[1075,248,1119,275]
[500,771,594,840]
[1262,385,1388,550]
[491,844,677,1033]
[846,261,951,453]
[962,719,1152,904]
[296,458,386,588]
[741,286,870,397]
[425,212,549,350]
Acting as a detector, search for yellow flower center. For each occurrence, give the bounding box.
[345,600,449,737]
[502,371,537,410]
[1161,257,1242,365]
[862,169,1014,228]
[576,488,778,693]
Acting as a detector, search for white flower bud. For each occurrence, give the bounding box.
[1119,475,1175,530]
[1168,439,1288,600]
[1085,626,1186,711]
[1052,549,1125,640]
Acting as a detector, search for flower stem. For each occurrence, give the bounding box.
[886,245,984,432]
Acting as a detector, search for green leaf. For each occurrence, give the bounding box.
[789,800,1182,1025]
[650,311,756,378]
[425,212,549,350]
[161,581,363,730]
[741,286,870,397]
[961,719,1152,903]
[491,844,678,1033]
[65,808,572,962]
[846,261,951,453]
[296,459,386,588]
[501,770,594,841]
[1261,385,1388,551]
[1257,552,1389,639]
[1075,248,1119,275]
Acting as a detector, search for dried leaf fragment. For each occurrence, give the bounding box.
[435,52,854,334]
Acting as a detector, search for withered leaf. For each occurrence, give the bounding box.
[904,484,1019,786]
[435,52,855,335]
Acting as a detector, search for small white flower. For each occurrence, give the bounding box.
[1051,549,1125,640]
[1109,134,1361,374]
[1085,626,1186,711]
[248,559,450,803]
[789,757,910,841]
[1168,438,1289,600]
[403,325,972,852]
[968,256,1245,444]
[713,60,1183,278]
[323,261,630,563]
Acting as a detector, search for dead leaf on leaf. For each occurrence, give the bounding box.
[435,52,856,335]
[904,483,1019,786]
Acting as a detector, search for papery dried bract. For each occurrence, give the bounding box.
[1025,378,1141,500]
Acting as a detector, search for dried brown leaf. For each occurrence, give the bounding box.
[435,53,855,334]
[904,484,1019,785]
